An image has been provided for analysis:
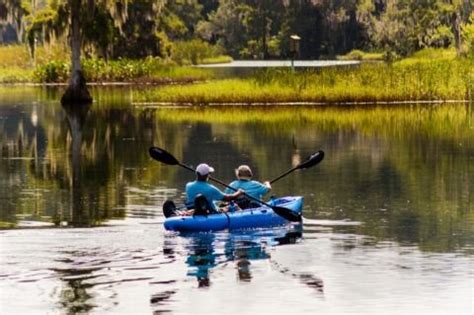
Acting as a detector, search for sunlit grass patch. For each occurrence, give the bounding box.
[0,44,70,69]
[0,44,213,83]
[134,58,473,104]
[0,67,33,83]
[403,48,457,61]
[0,45,32,68]
[337,49,384,61]
[200,55,233,64]
[82,58,213,83]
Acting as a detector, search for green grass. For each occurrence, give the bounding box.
[0,45,69,83]
[0,67,33,83]
[171,39,230,65]
[0,45,32,68]
[337,49,384,61]
[1,45,472,104]
[135,57,474,104]
[397,48,458,66]
[200,55,233,64]
[338,47,457,63]
[406,47,457,60]
[0,44,69,68]
[0,44,214,83]
[81,57,212,83]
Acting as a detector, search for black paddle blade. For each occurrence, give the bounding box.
[149,147,179,165]
[163,200,178,218]
[298,150,325,170]
[272,206,302,222]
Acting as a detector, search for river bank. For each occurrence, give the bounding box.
[134,57,473,105]
[1,46,473,104]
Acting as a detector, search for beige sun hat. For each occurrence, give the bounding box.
[235,165,253,180]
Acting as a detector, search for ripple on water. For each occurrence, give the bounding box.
[1,223,472,314]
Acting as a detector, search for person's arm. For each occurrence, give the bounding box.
[224,181,236,194]
[263,181,271,191]
[222,188,244,201]
[255,180,271,197]
[209,185,243,203]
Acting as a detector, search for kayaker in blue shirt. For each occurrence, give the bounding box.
[225,165,271,209]
[186,163,243,214]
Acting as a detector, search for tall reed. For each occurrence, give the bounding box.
[135,57,473,104]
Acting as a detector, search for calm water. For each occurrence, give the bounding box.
[0,86,473,314]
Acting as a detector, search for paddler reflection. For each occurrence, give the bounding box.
[184,233,271,286]
[225,239,269,282]
[167,226,303,287]
[185,233,216,287]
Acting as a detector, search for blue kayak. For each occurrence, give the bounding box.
[164,196,303,232]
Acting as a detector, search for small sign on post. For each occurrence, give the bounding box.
[289,34,301,71]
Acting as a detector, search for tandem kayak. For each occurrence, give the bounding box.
[164,196,303,232]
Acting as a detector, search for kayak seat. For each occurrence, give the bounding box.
[163,200,177,218]
[236,197,261,210]
[194,194,217,216]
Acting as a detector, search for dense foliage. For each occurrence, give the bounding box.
[1,0,473,61]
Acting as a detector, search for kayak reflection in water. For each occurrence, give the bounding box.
[225,165,271,209]
[181,226,303,287]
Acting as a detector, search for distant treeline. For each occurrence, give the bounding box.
[1,0,473,61]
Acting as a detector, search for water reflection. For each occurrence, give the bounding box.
[1,87,473,315]
[53,265,97,314]
[164,226,303,288]
[185,234,216,287]
[0,87,472,254]
[62,102,91,227]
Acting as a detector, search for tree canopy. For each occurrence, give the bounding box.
[1,0,473,60]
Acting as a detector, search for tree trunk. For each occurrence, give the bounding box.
[61,0,92,105]
[451,11,462,56]
[262,25,267,59]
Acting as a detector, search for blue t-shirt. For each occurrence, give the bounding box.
[225,180,269,200]
[185,180,226,211]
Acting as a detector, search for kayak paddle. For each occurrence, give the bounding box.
[149,146,302,222]
[269,150,324,184]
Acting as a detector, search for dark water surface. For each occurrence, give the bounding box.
[0,87,473,314]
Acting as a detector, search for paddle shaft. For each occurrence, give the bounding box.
[269,166,299,184]
[269,151,324,184]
